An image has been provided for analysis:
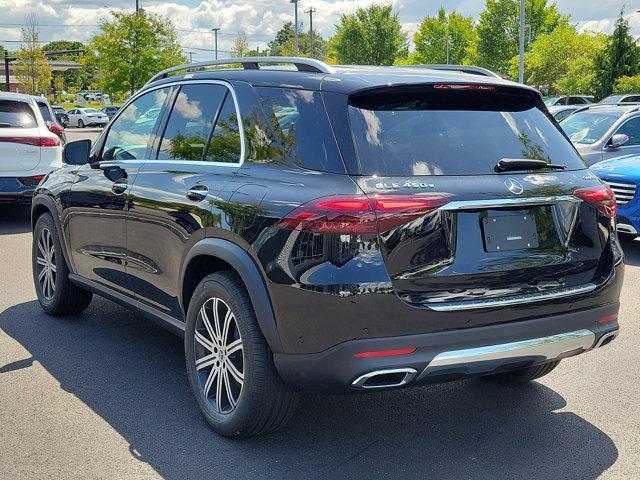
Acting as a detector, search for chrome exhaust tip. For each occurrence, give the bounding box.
[617,223,638,235]
[351,368,417,389]
[594,331,618,348]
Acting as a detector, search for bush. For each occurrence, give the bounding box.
[614,75,640,94]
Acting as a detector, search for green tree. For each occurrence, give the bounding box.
[593,9,640,99]
[508,25,605,93]
[412,7,477,65]
[614,75,640,93]
[231,33,250,58]
[267,21,328,60]
[87,10,185,96]
[331,4,408,65]
[477,0,566,75]
[43,41,93,93]
[14,14,52,95]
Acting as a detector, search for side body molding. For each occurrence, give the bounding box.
[181,238,283,353]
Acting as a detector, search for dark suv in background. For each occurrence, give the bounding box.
[31,57,623,438]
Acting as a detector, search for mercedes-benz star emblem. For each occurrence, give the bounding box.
[505,178,524,195]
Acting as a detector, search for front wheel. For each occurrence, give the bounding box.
[482,360,560,385]
[77,119,84,128]
[185,271,298,437]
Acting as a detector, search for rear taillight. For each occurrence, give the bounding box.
[46,121,64,136]
[573,185,616,217]
[274,194,449,234]
[19,174,46,186]
[0,136,60,147]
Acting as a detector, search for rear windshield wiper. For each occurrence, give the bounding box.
[495,158,566,172]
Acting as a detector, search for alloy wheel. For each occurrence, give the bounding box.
[194,297,244,414]
[36,227,57,300]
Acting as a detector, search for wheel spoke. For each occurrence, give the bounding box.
[223,368,236,408]
[226,357,244,386]
[222,310,233,345]
[203,366,218,398]
[212,298,222,341]
[36,257,47,267]
[50,263,56,273]
[38,266,47,282]
[215,366,224,413]
[195,330,215,352]
[196,352,217,370]
[38,237,46,258]
[200,304,217,343]
[226,338,242,356]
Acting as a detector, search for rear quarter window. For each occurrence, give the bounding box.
[0,100,37,128]
[257,87,344,173]
[348,87,586,176]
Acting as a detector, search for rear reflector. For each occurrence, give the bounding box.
[598,313,618,324]
[0,136,60,147]
[274,194,449,234]
[18,175,45,186]
[573,185,616,217]
[354,347,417,358]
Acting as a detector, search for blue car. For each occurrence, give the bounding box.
[591,154,640,236]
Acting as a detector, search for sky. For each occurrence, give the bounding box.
[1,0,640,59]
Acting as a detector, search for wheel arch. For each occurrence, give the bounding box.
[180,238,283,354]
[31,194,74,270]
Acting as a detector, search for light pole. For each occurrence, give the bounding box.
[305,7,316,57]
[518,0,525,83]
[212,27,220,60]
[291,0,299,56]
[135,0,140,12]
[445,36,451,64]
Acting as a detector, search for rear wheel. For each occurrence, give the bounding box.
[185,271,298,437]
[32,213,93,315]
[77,119,84,128]
[482,360,560,385]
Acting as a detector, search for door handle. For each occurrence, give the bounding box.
[186,185,209,202]
[111,179,128,195]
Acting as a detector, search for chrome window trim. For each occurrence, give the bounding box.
[424,329,596,370]
[98,79,246,168]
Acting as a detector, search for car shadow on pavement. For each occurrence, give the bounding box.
[0,298,618,480]
[620,235,640,267]
[0,205,31,235]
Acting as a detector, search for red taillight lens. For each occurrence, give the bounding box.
[18,174,46,186]
[433,84,496,90]
[274,194,449,234]
[46,121,64,136]
[598,313,618,324]
[0,136,60,147]
[573,185,616,217]
[354,347,417,358]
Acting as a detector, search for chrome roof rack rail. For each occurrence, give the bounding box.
[146,56,335,85]
[408,64,502,79]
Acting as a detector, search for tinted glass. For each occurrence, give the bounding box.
[205,93,242,163]
[544,97,560,106]
[560,111,620,144]
[103,87,170,161]
[568,97,586,105]
[36,101,54,122]
[348,90,585,175]
[615,117,640,145]
[600,95,624,104]
[158,84,227,161]
[0,100,37,128]
[257,87,344,172]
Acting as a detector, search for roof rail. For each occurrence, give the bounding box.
[409,64,502,79]
[146,56,335,85]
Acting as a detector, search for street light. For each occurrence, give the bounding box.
[290,0,299,56]
[212,27,220,60]
[518,0,525,83]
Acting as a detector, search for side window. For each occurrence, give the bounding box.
[102,87,170,161]
[205,93,242,163]
[157,84,227,161]
[615,117,640,146]
[568,97,585,105]
[257,87,344,173]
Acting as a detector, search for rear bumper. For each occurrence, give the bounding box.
[274,303,620,393]
[0,178,36,203]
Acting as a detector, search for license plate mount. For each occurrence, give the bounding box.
[482,212,538,252]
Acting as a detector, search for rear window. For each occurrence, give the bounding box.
[0,100,37,128]
[348,88,585,176]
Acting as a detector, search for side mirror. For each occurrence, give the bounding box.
[608,133,629,149]
[63,139,91,165]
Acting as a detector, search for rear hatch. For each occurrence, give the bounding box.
[0,99,41,172]
[345,84,617,312]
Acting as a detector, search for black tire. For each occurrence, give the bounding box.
[32,213,93,315]
[77,119,84,128]
[482,360,560,385]
[185,271,298,438]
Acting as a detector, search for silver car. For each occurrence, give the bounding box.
[559,104,640,165]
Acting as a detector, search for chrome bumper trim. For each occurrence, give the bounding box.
[440,195,579,211]
[424,283,597,311]
[426,329,595,369]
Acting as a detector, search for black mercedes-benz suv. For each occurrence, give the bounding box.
[31,57,622,437]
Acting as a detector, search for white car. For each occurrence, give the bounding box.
[67,107,109,128]
[0,92,63,204]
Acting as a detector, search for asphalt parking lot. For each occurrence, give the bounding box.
[1,131,639,479]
